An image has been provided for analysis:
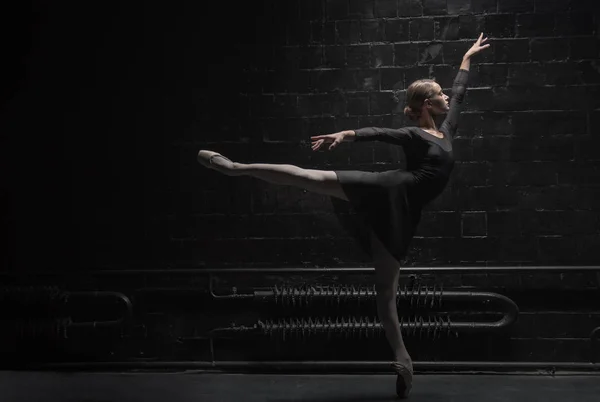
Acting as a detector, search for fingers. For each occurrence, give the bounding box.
[311,139,323,151]
[329,140,341,150]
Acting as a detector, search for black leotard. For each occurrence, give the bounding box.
[333,69,469,262]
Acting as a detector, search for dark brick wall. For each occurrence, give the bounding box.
[1,0,599,272]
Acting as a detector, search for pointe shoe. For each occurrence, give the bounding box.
[197,150,237,175]
[392,361,413,399]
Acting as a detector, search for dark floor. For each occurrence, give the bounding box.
[1,371,600,402]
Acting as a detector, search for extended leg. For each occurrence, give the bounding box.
[197,150,348,201]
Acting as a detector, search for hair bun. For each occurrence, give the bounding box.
[404,106,416,120]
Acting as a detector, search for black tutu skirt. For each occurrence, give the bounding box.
[331,168,423,263]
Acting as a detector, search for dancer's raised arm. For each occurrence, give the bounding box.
[442,33,490,136]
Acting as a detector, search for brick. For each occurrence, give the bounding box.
[369,92,396,115]
[394,43,420,65]
[346,45,372,68]
[531,38,569,61]
[471,137,513,161]
[423,0,447,15]
[516,13,555,37]
[498,0,533,12]
[326,0,350,20]
[586,85,600,109]
[403,65,433,86]
[418,211,461,236]
[570,37,600,60]
[548,62,600,85]
[534,0,570,12]
[384,19,410,42]
[419,43,443,65]
[299,0,324,21]
[457,15,485,40]
[494,86,591,111]
[556,12,595,35]
[262,118,306,141]
[323,21,337,44]
[484,14,516,38]
[447,0,471,14]
[508,64,547,86]
[372,44,394,67]
[521,211,599,236]
[324,46,346,68]
[473,64,508,86]
[446,137,470,160]
[303,117,338,138]
[337,20,361,44]
[310,22,324,44]
[374,0,398,17]
[442,40,471,64]
[493,39,529,62]
[452,162,490,186]
[454,112,512,138]
[489,162,558,186]
[334,116,360,131]
[287,22,311,46]
[398,0,423,17]
[487,212,521,236]
[430,64,454,88]
[353,69,382,90]
[557,162,600,186]
[347,94,370,115]
[361,20,384,43]
[492,236,539,262]
[297,94,332,116]
[511,111,587,136]
[434,16,460,40]
[349,0,375,19]
[536,236,576,264]
[575,135,600,161]
[312,69,352,92]
[461,212,487,237]
[471,0,497,13]
[381,68,405,90]
[409,18,435,41]
[463,87,495,111]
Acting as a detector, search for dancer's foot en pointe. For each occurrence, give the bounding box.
[392,360,414,399]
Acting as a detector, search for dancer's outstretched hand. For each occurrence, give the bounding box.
[465,33,490,58]
[311,131,348,151]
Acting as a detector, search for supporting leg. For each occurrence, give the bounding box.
[371,230,412,365]
[197,150,348,201]
[370,230,413,398]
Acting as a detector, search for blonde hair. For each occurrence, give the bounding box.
[403,79,439,121]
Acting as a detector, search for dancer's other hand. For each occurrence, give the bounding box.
[311,130,352,151]
[464,33,490,58]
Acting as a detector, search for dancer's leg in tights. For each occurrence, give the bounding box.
[197,151,348,201]
[198,150,409,367]
[370,230,413,369]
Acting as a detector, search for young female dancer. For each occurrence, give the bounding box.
[198,34,490,398]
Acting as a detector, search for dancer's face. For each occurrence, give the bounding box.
[424,84,450,115]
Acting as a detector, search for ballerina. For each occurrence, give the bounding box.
[198,33,490,398]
